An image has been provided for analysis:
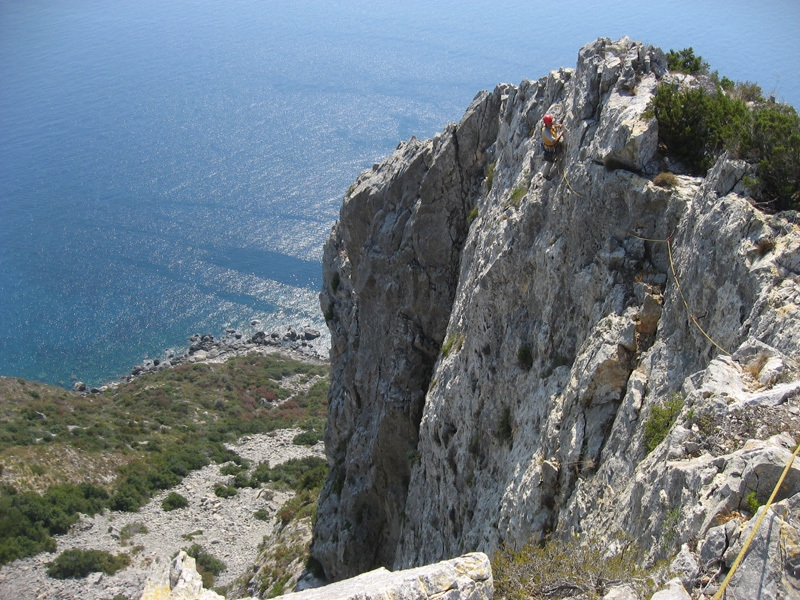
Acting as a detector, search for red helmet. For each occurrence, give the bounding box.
[543,114,554,126]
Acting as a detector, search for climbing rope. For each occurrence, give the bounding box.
[711,440,800,599]
[665,238,731,356]
[615,227,732,356]
[550,153,800,597]
[560,163,588,199]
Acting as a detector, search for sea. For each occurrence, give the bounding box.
[2,0,799,388]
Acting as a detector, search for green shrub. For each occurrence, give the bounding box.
[293,429,324,446]
[441,333,465,358]
[232,472,259,489]
[486,162,496,190]
[109,485,145,512]
[220,462,248,476]
[648,84,749,174]
[741,102,800,210]
[666,47,709,75]
[254,508,270,521]
[185,544,226,588]
[745,490,763,514]
[649,77,799,208]
[276,489,318,526]
[252,457,328,492]
[46,548,130,579]
[213,483,237,499]
[467,206,479,224]
[162,492,189,511]
[643,393,683,454]
[509,186,528,207]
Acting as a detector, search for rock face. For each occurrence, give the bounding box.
[313,36,800,598]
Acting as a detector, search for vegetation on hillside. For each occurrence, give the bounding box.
[0,353,329,566]
[46,548,131,579]
[650,47,800,211]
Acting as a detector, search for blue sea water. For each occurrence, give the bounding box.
[1,0,799,388]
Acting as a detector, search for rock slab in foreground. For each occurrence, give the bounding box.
[140,552,492,600]
[283,552,493,600]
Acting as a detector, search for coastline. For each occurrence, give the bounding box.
[73,325,331,394]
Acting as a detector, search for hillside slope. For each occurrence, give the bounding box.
[313,37,800,597]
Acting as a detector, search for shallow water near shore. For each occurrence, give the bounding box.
[2,0,799,388]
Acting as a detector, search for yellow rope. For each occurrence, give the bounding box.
[626,229,731,356]
[666,239,731,356]
[712,441,800,599]
[560,165,588,199]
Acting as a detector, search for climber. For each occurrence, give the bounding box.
[541,114,563,162]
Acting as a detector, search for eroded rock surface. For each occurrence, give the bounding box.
[313,36,800,599]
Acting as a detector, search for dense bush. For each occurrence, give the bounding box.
[276,488,319,527]
[651,50,800,209]
[292,428,324,446]
[665,47,708,75]
[254,508,270,521]
[648,84,750,174]
[46,548,130,579]
[162,492,189,511]
[214,483,238,498]
[740,102,800,210]
[0,482,111,565]
[185,544,226,588]
[251,457,328,492]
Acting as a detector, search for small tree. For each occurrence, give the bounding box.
[666,47,709,75]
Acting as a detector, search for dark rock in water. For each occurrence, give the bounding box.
[303,327,321,340]
[226,328,236,334]
[132,365,144,376]
[73,381,87,392]
[284,328,298,341]
[190,333,216,354]
[251,331,268,345]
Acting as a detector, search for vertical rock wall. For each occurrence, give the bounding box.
[313,37,800,597]
[313,87,504,580]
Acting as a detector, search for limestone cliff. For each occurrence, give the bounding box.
[313,37,800,597]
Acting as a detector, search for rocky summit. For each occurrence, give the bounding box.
[313,37,800,598]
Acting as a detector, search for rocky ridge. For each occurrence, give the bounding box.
[314,37,800,598]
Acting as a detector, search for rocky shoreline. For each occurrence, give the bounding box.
[73,324,331,394]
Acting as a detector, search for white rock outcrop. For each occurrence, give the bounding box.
[280,552,492,600]
[314,36,800,599]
